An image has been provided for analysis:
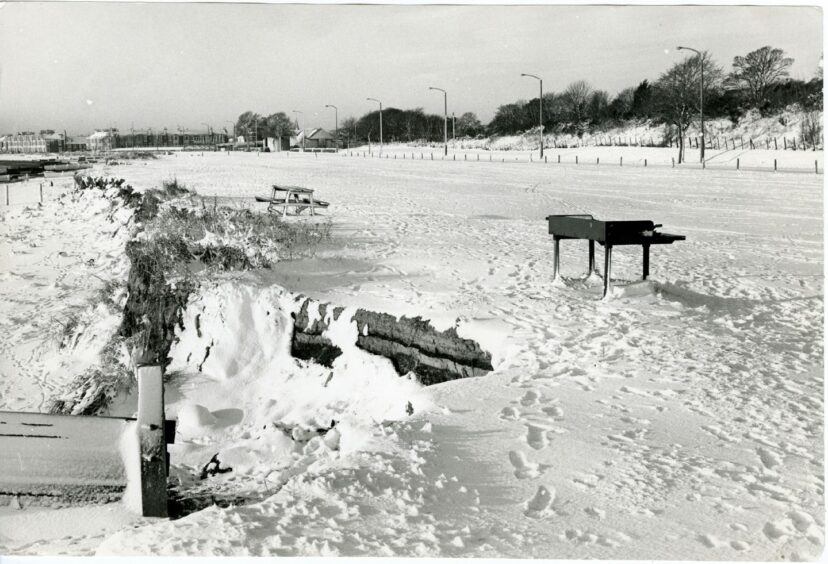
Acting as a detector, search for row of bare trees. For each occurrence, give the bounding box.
[486,45,822,161]
[234,46,821,152]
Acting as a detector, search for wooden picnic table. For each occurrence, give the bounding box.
[256,184,329,216]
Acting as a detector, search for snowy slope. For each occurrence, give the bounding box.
[0,151,823,559]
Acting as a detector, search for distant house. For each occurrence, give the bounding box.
[66,136,89,152]
[42,132,65,153]
[0,132,47,153]
[291,128,338,150]
[265,136,291,152]
[88,130,114,152]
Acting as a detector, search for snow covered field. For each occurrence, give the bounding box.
[0,149,823,559]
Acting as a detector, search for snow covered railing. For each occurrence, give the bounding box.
[0,365,175,518]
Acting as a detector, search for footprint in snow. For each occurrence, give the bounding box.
[499,406,521,421]
[525,424,550,450]
[542,405,564,418]
[508,450,546,479]
[520,390,541,406]
[757,447,783,469]
[524,485,556,518]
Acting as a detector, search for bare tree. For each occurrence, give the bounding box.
[562,80,593,135]
[655,51,723,163]
[728,46,794,113]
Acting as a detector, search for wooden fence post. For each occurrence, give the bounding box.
[737,158,740,170]
[40,183,43,203]
[644,159,647,167]
[558,155,561,164]
[774,159,777,171]
[816,160,819,174]
[620,157,623,167]
[774,137,778,150]
[137,365,168,518]
[6,183,9,206]
[575,156,579,164]
[596,157,599,165]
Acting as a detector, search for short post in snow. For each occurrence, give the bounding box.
[557,155,561,164]
[596,157,599,166]
[774,159,777,171]
[545,155,547,164]
[576,156,579,165]
[40,183,43,203]
[137,365,168,518]
[671,157,674,168]
[737,158,740,170]
[621,157,623,167]
[816,160,819,174]
[5,183,8,206]
[644,159,647,167]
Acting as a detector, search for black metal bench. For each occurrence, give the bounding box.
[546,214,686,298]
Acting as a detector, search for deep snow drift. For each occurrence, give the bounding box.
[0,149,823,559]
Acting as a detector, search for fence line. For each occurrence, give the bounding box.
[338,150,821,175]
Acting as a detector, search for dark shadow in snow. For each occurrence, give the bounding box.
[211,408,244,428]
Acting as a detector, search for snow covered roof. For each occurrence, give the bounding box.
[295,128,335,142]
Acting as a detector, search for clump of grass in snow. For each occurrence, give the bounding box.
[148,201,331,267]
[49,336,133,416]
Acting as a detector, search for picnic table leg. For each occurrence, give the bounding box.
[552,236,560,280]
[642,244,650,280]
[588,240,595,275]
[603,245,613,298]
[310,193,315,216]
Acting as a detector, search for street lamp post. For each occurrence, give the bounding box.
[428,87,448,156]
[324,104,338,151]
[292,110,304,151]
[201,122,214,150]
[521,73,544,159]
[367,98,382,156]
[677,46,705,163]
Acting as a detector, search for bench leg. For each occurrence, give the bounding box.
[603,245,612,298]
[552,237,560,280]
[588,240,595,275]
[643,244,650,280]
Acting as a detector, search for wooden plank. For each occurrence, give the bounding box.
[0,411,129,502]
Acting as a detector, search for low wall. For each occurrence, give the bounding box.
[291,299,493,386]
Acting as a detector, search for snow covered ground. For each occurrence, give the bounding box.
[0,149,823,559]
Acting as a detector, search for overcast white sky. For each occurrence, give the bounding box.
[0,2,822,134]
